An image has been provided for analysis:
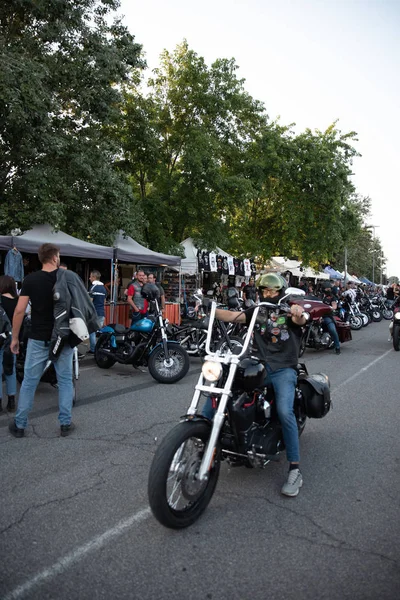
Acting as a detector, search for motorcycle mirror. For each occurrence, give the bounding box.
[285,287,306,296]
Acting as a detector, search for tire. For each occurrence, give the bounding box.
[349,316,362,330]
[148,421,220,528]
[148,342,190,383]
[393,326,400,351]
[360,313,369,327]
[383,309,394,320]
[94,336,116,369]
[216,335,244,355]
[371,310,382,322]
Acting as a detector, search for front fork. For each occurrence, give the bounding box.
[185,359,239,481]
[156,299,170,359]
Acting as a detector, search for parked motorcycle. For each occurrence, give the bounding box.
[94,285,190,383]
[374,296,394,320]
[169,291,244,357]
[148,288,331,528]
[340,299,363,330]
[296,298,352,356]
[358,292,382,322]
[16,316,80,405]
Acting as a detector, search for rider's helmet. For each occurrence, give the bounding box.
[256,272,287,294]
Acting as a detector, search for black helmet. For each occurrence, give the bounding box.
[141,283,160,300]
[233,358,266,392]
[298,373,331,418]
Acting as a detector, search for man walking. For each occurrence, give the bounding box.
[88,270,107,354]
[9,243,75,438]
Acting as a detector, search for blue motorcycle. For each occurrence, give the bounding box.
[94,286,190,384]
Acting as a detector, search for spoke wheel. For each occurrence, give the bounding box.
[148,421,220,528]
[350,316,362,330]
[148,342,190,383]
[216,335,244,355]
[383,309,393,320]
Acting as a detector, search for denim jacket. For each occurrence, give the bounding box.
[4,249,24,282]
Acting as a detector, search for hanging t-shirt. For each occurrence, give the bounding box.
[228,257,235,275]
[203,253,210,271]
[244,259,252,277]
[216,255,223,273]
[197,250,205,270]
[222,257,229,274]
[234,259,240,274]
[209,252,217,272]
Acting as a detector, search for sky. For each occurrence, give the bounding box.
[118,0,400,278]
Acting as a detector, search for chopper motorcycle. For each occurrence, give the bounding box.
[148,288,331,528]
[94,284,190,384]
[296,298,352,356]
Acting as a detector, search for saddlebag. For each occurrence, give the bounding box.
[335,319,352,343]
[298,373,331,418]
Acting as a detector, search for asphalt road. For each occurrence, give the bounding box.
[1,320,399,600]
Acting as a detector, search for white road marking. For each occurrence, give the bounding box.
[332,348,393,394]
[4,508,151,600]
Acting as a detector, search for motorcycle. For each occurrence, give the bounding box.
[169,291,245,358]
[296,298,352,357]
[94,285,190,384]
[16,316,80,405]
[340,298,363,330]
[358,292,382,322]
[148,288,331,528]
[374,296,394,320]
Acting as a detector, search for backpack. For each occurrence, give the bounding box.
[0,296,12,349]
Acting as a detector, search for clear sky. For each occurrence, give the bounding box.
[118,0,400,278]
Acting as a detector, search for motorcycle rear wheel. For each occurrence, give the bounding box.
[349,316,363,330]
[148,421,220,528]
[393,326,400,351]
[148,342,190,383]
[94,338,116,369]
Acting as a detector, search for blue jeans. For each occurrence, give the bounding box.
[322,316,340,349]
[202,365,300,462]
[90,316,105,352]
[0,346,16,399]
[14,339,74,429]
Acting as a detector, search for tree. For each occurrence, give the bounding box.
[0,0,144,244]
[119,41,266,254]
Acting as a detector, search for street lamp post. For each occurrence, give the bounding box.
[368,225,380,284]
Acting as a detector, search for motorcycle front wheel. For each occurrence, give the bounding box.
[393,326,400,351]
[148,342,190,383]
[360,313,369,327]
[94,337,116,369]
[216,335,244,355]
[371,309,382,322]
[350,316,363,330]
[148,421,220,529]
[382,309,394,320]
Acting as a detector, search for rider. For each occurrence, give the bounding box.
[319,282,341,355]
[203,272,307,497]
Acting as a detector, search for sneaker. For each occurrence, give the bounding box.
[60,423,75,437]
[9,420,25,438]
[281,468,303,497]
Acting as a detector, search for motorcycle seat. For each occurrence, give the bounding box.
[111,323,127,334]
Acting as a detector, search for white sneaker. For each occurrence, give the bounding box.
[281,468,303,497]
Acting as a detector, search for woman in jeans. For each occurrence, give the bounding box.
[0,275,18,412]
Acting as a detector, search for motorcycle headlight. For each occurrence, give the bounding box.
[201,361,222,383]
[394,313,400,321]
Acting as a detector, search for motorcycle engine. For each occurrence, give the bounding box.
[115,341,136,363]
[313,325,331,348]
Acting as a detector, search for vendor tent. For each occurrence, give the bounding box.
[324,266,344,279]
[114,231,181,267]
[0,224,113,259]
[180,238,198,275]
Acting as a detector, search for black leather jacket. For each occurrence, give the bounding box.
[50,269,99,360]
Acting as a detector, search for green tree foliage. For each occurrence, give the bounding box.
[119,41,266,254]
[0,0,143,243]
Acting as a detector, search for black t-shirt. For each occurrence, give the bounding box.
[1,295,18,323]
[21,269,58,341]
[245,305,302,371]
